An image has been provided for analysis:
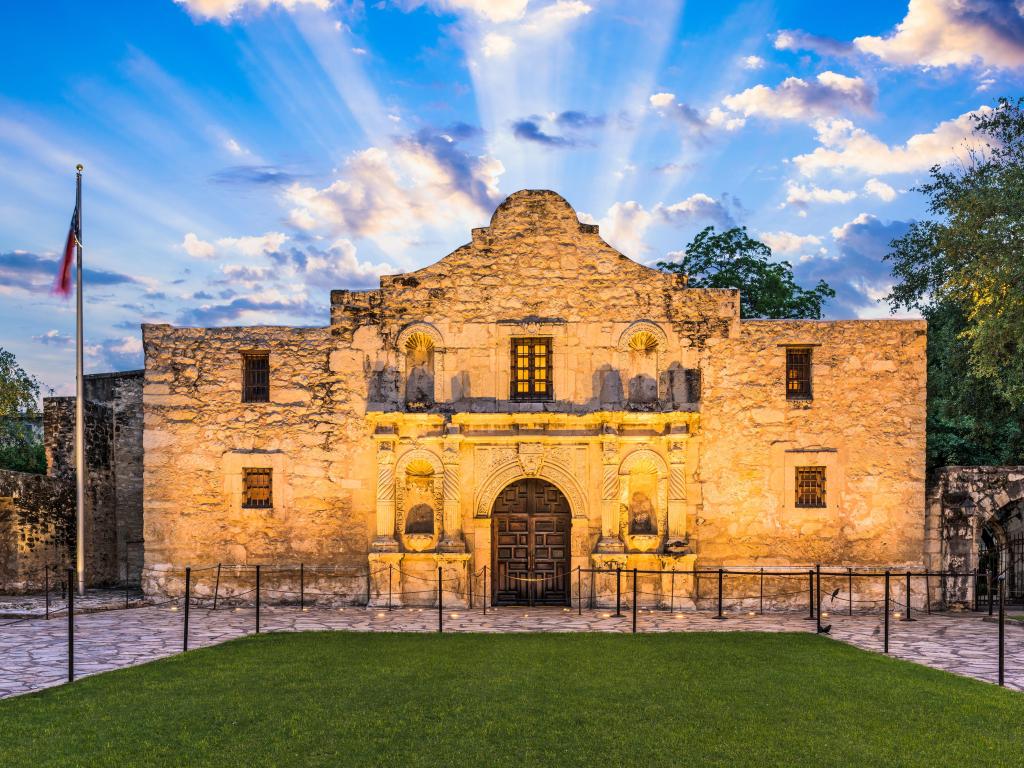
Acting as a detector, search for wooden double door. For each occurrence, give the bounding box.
[492,479,571,606]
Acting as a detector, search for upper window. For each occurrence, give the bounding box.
[242,352,270,403]
[242,468,273,508]
[510,337,553,401]
[785,347,812,400]
[795,466,826,508]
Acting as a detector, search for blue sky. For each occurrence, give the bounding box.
[2,0,1023,394]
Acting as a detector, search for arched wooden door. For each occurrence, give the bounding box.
[492,478,571,606]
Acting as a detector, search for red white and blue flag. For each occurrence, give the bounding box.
[55,204,79,296]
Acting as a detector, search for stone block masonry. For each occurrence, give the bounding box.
[0,370,143,592]
[142,189,928,607]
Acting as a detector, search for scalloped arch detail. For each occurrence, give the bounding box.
[475,460,588,519]
[396,322,444,352]
[617,321,668,352]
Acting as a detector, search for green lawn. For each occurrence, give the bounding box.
[1,632,1021,767]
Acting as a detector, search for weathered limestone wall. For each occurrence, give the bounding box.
[141,325,376,596]
[141,190,928,606]
[699,320,927,566]
[0,370,142,591]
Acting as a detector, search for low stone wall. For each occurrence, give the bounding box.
[0,470,73,591]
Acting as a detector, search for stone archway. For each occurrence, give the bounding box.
[929,466,1024,605]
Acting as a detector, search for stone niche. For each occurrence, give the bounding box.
[618,449,668,553]
[395,450,443,552]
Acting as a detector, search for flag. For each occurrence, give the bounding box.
[55,204,79,296]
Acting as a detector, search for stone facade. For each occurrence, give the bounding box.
[926,466,1024,606]
[142,190,928,606]
[0,371,144,591]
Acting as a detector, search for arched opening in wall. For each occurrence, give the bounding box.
[626,330,659,407]
[979,499,1024,604]
[404,331,435,410]
[398,457,440,551]
[491,478,570,607]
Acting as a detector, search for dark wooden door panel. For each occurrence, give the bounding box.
[492,478,571,606]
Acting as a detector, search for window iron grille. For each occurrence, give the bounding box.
[795,466,826,508]
[242,468,273,508]
[510,337,553,401]
[786,347,812,400]
[242,352,270,403]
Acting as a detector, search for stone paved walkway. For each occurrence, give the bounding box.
[1,604,1021,699]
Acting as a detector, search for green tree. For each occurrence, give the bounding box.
[0,347,46,474]
[658,226,836,319]
[887,97,1024,407]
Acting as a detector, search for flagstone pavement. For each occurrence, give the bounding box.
[1,602,1022,699]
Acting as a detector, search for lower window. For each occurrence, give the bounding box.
[242,468,273,508]
[795,466,826,508]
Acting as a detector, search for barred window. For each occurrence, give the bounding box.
[785,347,812,400]
[510,337,553,401]
[242,468,273,508]
[242,352,270,403]
[795,466,826,508]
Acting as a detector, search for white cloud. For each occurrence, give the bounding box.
[655,194,735,228]
[863,178,897,202]
[705,107,746,131]
[853,0,1024,70]
[426,0,528,22]
[722,71,874,121]
[830,212,876,240]
[759,230,825,256]
[595,201,654,256]
[174,0,329,22]
[223,137,249,156]
[181,231,287,259]
[182,233,216,259]
[284,138,504,252]
[781,181,857,208]
[482,32,516,58]
[649,92,676,108]
[793,107,987,176]
[740,55,765,70]
[519,0,591,31]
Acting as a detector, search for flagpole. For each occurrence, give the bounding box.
[74,163,85,596]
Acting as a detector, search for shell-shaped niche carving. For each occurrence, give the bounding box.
[396,454,442,551]
[401,330,437,409]
[627,330,660,354]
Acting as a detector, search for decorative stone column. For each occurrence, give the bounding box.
[596,427,624,553]
[667,425,688,543]
[371,434,399,552]
[438,425,466,553]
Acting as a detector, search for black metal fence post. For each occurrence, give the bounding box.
[631,568,638,634]
[577,567,582,616]
[806,569,815,620]
[124,551,130,609]
[67,568,74,683]
[213,563,221,611]
[902,571,914,621]
[255,564,261,634]
[973,567,980,612]
[671,569,676,614]
[468,566,473,610]
[884,570,890,654]
[615,567,622,617]
[759,567,764,615]
[483,566,488,616]
[716,568,724,619]
[300,563,305,611]
[925,571,932,615]
[987,569,994,616]
[183,566,191,652]
[44,565,50,620]
[437,566,443,633]
[815,563,823,632]
[848,567,853,616]
[998,575,1005,687]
